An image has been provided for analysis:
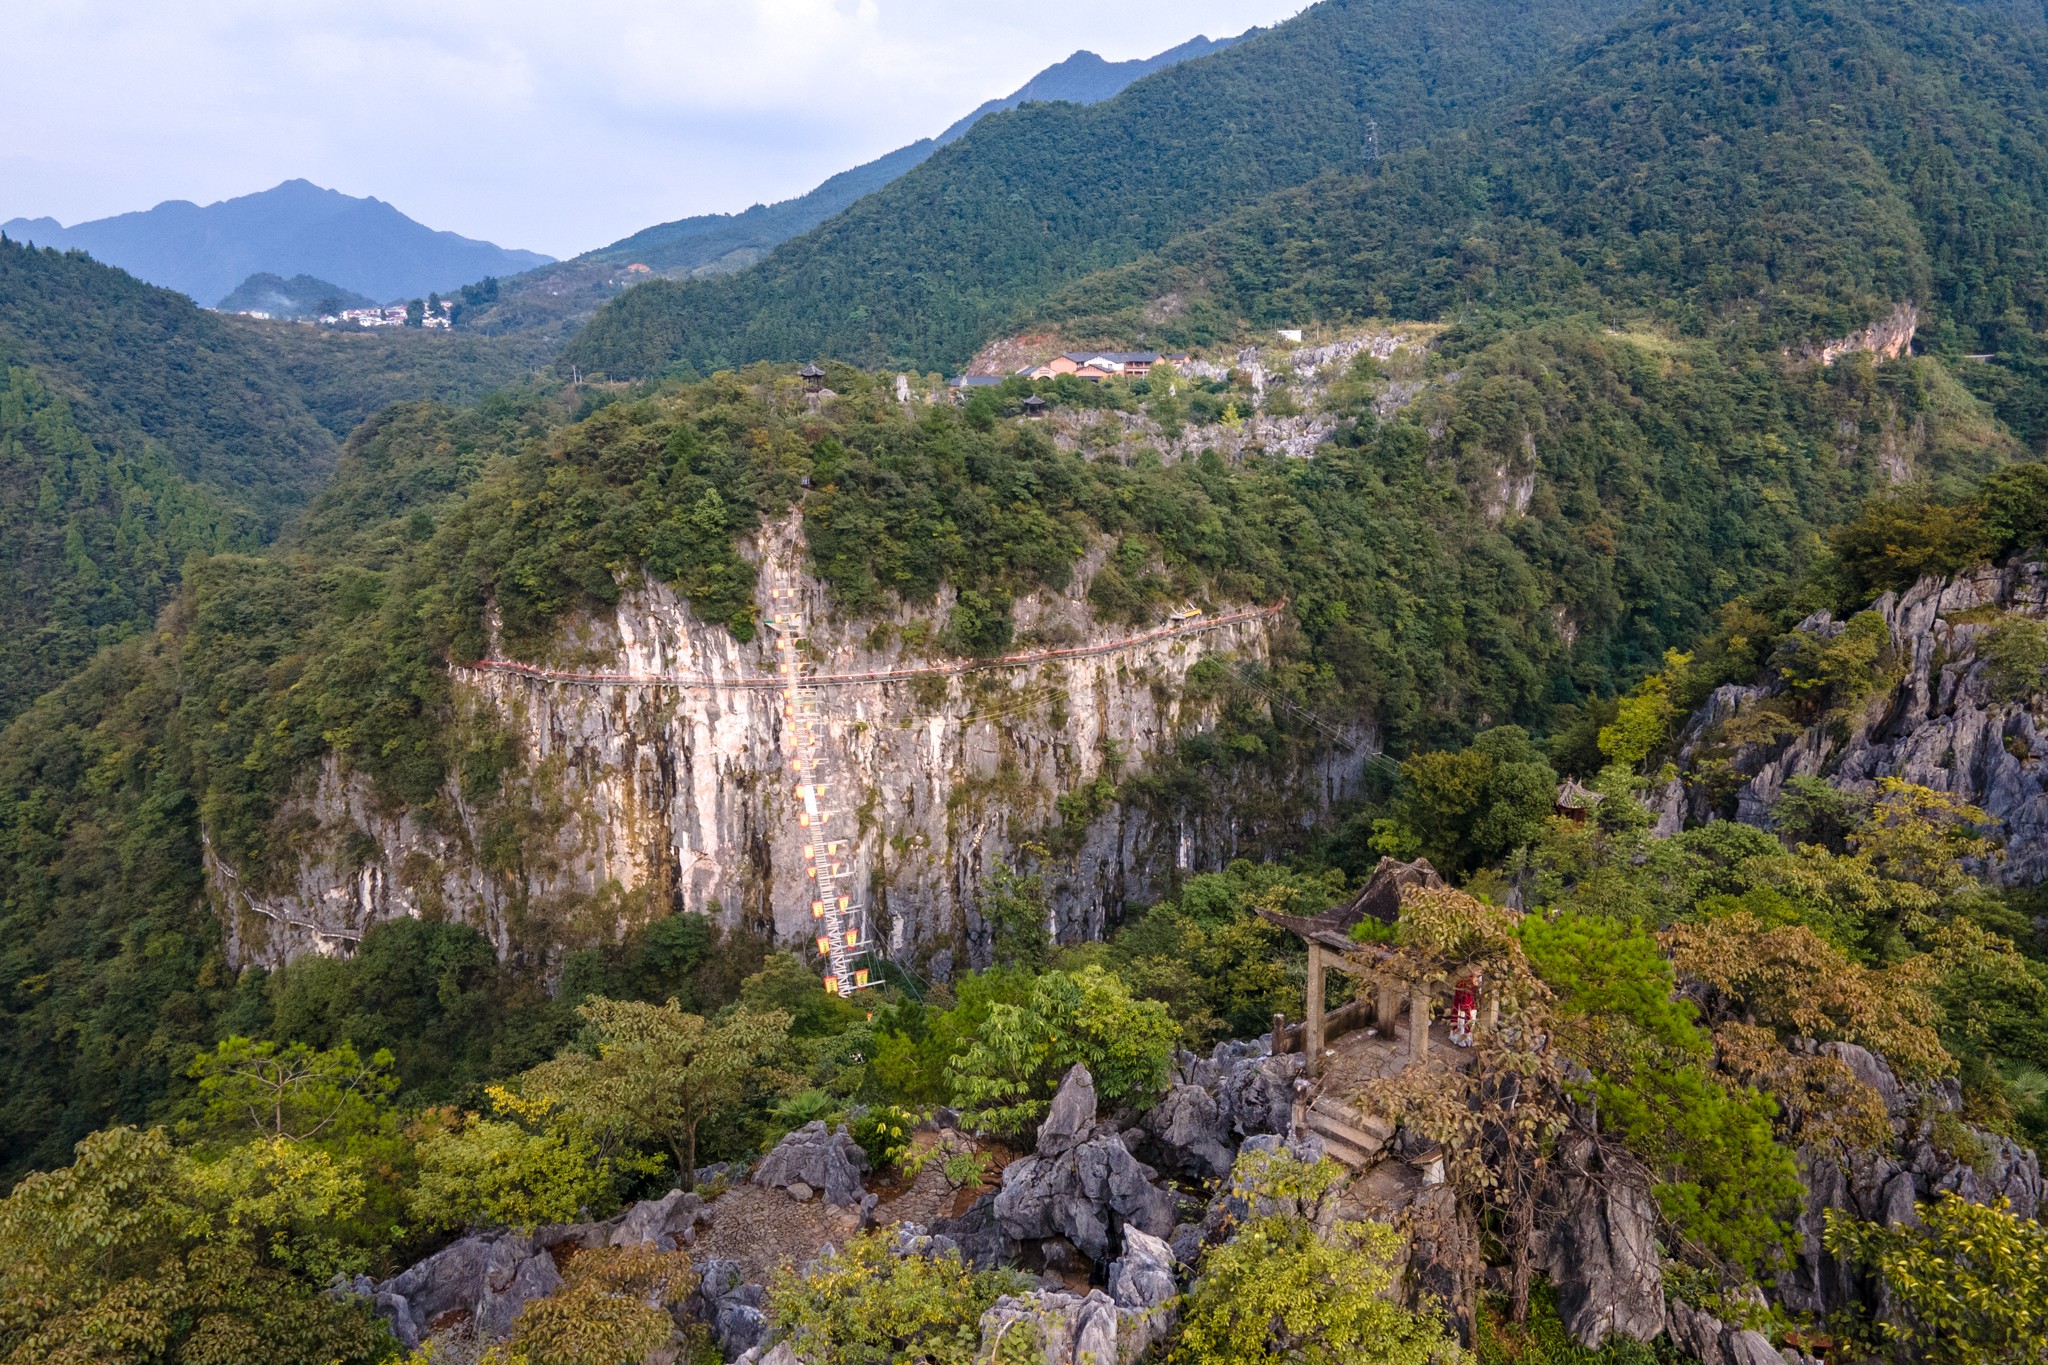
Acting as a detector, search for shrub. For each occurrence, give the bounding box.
[1825,1194,2048,1363]
[409,1113,613,1233]
[1170,1212,1461,1365]
[850,1105,917,1171]
[1983,617,2048,703]
[767,1229,1033,1365]
[947,966,1177,1137]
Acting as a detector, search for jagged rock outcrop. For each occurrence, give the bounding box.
[206,515,1360,971]
[1779,1043,2043,1317]
[373,1232,562,1350]
[993,1066,1179,1263]
[752,1121,869,1208]
[978,1290,1123,1365]
[608,1188,710,1250]
[1797,301,1920,368]
[1538,1133,1666,1348]
[933,1190,1024,1271]
[1677,561,2048,883]
[1668,1300,1809,1365]
[1136,1039,1301,1179]
[691,1258,769,1359]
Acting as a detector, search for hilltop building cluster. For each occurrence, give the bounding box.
[949,348,1190,389]
[321,300,454,329]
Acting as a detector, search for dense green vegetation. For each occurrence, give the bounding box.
[6,729,2041,1359]
[0,329,2023,1175]
[564,0,1637,376]
[0,236,337,523]
[1040,0,2048,431]
[0,367,253,720]
[0,238,561,730]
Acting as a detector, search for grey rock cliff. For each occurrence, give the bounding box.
[208,520,1359,969]
[1539,1133,1666,1348]
[1678,561,2048,883]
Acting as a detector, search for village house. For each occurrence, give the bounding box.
[1020,350,1190,381]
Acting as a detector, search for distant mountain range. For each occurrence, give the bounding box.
[1,180,552,308]
[581,34,1243,279]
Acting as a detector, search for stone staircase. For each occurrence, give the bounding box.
[1298,1093,1393,1170]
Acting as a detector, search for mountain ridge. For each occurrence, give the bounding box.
[2,179,552,307]
[563,0,1640,376]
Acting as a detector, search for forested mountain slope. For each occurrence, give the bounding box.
[563,0,1640,376]
[585,35,1242,278]
[0,235,572,727]
[0,324,2022,1171]
[1038,0,2048,425]
[0,238,338,519]
[0,239,346,722]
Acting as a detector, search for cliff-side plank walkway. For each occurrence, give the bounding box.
[466,603,1284,691]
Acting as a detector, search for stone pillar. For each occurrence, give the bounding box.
[1376,977,1400,1034]
[1271,1011,1289,1057]
[1408,988,1431,1067]
[1483,990,1499,1035]
[1306,944,1327,1078]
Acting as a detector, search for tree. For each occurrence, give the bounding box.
[185,1135,374,1279]
[1597,650,1691,769]
[1825,1195,2048,1363]
[484,1246,697,1365]
[948,966,1176,1137]
[766,1229,1034,1365]
[1664,912,1952,1082]
[1171,1212,1465,1365]
[188,1037,398,1142]
[1847,779,1994,894]
[0,1126,392,1364]
[409,1108,614,1234]
[1375,726,1559,876]
[524,996,792,1175]
[976,857,1052,971]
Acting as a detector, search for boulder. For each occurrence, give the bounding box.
[1541,1136,1665,1348]
[1038,1064,1098,1155]
[1667,1300,1791,1365]
[714,1295,769,1359]
[993,1066,1177,1263]
[752,1121,869,1207]
[978,1290,1122,1365]
[373,1232,563,1349]
[931,1191,1022,1271]
[685,1257,772,1361]
[1106,1228,1177,1310]
[887,1222,962,1262]
[1138,1084,1234,1179]
[610,1188,708,1251]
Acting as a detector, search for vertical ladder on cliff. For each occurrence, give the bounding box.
[768,586,876,997]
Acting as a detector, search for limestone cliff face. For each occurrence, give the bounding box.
[213,524,1365,970]
[1673,560,2048,881]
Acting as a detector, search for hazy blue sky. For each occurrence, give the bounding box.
[2,1,1310,258]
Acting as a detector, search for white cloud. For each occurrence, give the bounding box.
[1,0,1310,257]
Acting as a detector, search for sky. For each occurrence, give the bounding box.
[1,0,1311,260]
